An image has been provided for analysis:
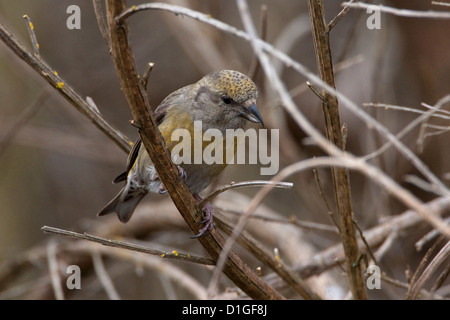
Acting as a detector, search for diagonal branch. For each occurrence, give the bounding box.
[105,0,284,300]
[0,19,131,153]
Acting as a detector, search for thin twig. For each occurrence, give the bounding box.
[415,217,450,251]
[404,175,442,196]
[432,1,450,6]
[295,196,450,279]
[91,252,121,300]
[141,62,155,90]
[218,207,339,233]
[363,96,450,162]
[364,102,450,121]
[406,235,444,299]
[353,219,378,266]
[407,240,450,299]
[92,0,110,47]
[46,240,64,300]
[327,0,359,31]
[418,124,450,150]
[343,2,450,19]
[79,242,209,299]
[200,180,293,208]
[283,54,364,103]
[41,226,215,266]
[372,228,398,263]
[430,264,450,292]
[248,4,267,80]
[380,273,445,299]
[313,167,341,232]
[0,90,49,157]
[158,273,178,300]
[306,81,328,104]
[22,15,40,56]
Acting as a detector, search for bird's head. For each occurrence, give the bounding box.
[190,70,264,131]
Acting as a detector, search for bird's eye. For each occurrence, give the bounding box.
[222,96,232,104]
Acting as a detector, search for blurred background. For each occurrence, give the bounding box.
[0,0,449,299]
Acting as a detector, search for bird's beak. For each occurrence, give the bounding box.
[240,103,264,127]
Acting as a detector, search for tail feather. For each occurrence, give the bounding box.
[98,187,147,223]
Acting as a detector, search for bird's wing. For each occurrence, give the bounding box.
[113,137,142,183]
[153,84,190,124]
[113,85,190,183]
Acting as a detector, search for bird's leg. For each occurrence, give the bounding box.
[190,193,214,238]
[157,165,187,194]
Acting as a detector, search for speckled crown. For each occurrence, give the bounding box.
[205,70,258,102]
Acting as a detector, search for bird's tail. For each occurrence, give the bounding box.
[98,187,146,223]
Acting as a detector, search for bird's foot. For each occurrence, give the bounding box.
[190,194,214,238]
[157,165,187,194]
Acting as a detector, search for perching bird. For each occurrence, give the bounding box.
[98,70,263,237]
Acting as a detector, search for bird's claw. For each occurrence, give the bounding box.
[190,197,214,238]
[177,165,187,183]
[158,184,168,194]
[158,165,187,194]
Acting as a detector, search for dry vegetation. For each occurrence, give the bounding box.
[0,0,449,300]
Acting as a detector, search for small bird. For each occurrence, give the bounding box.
[98,70,263,237]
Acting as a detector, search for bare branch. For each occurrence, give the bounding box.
[0,19,132,153]
[328,0,359,31]
[76,241,210,299]
[363,95,450,162]
[415,217,450,251]
[248,4,268,80]
[200,180,293,208]
[0,90,49,157]
[46,241,64,300]
[295,197,450,279]
[141,61,155,90]
[91,252,121,300]
[22,15,40,56]
[307,0,366,299]
[343,2,450,19]
[363,102,450,121]
[92,0,110,47]
[313,167,341,232]
[219,207,339,233]
[41,226,215,266]
[407,239,450,299]
[432,1,450,7]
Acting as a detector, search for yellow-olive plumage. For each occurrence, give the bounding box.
[98,70,263,234]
